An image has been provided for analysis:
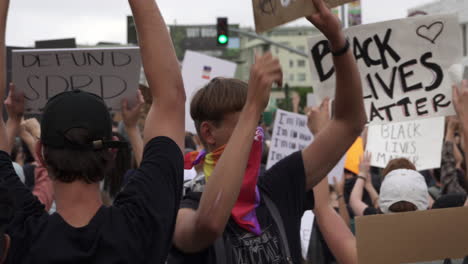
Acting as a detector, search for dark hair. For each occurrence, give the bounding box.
[382,158,416,179]
[43,128,114,184]
[433,168,441,183]
[103,132,132,198]
[190,78,247,139]
[388,201,417,213]
[184,132,197,152]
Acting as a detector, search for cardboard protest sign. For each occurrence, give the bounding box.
[12,47,141,113]
[356,207,468,264]
[366,117,445,171]
[307,14,463,124]
[267,109,346,183]
[182,50,237,134]
[252,0,353,33]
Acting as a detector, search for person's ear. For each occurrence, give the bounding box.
[200,121,216,146]
[35,141,46,167]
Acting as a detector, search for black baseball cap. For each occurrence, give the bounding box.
[40,90,127,150]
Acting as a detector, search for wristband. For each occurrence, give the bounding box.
[357,175,367,182]
[330,38,350,57]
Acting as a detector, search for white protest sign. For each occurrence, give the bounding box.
[267,109,346,183]
[366,116,445,171]
[306,93,317,107]
[300,210,315,259]
[307,14,462,124]
[182,50,237,134]
[12,47,141,113]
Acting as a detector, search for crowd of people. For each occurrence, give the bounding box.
[0,0,467,263]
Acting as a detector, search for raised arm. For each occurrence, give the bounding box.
[173,54,282,253]
[0,0,9,152]
[122,90,145,166]
[4,84,24,154]
[129,0,185,151]
[302,0,367,190]
[350,153,372,216]
[313,177,358,264]
[453,80,468,189]
[333,175,350,227]
[0,1,46,218]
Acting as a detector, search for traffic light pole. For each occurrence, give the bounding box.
[229,28,309,58]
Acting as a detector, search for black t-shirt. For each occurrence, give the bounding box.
[168,151,315,264]
[4,137,183,264]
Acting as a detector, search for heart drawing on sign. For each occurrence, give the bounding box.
[416,21,444,44]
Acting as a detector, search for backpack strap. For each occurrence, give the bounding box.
[262,192,294,264]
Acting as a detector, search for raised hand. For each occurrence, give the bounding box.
[307,97,330,135]
[359,152,372,179]
[4,83,24,122]
[246,53,282,113]
[453,80,468,122]
[122,90,145,129]
[306,0,345,49]
[333,175,345,198]
[22,118,41,139]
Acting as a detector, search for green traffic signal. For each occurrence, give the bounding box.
[218,34,228,45]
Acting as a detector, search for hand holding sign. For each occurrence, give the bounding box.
[306,0,345,50]
[453,80,468,123]
[246,53,282,113]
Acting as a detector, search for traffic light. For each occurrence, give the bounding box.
[217,17,229,46]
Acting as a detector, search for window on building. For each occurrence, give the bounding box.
[290,74,295,81]
[298,73,306,82]
[297,60,306,67]
[289,60,294,68]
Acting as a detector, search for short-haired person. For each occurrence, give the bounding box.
[168,0,367,262]
[0,0,186,262]
[350,156,429,216]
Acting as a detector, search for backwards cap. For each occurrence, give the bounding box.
[40,90,126,150]
[379,169,429,214]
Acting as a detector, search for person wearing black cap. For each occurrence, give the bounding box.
[0,0,185,263]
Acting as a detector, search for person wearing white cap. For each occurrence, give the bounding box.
[379,169,429,214]
[351,156,428,216]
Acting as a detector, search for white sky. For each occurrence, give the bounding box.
[6,0,437,46]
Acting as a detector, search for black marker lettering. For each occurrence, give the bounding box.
[111,52,132,67]
[432,93,450,112]
[375,67,397,99]
[399,59,423,93]
[311,40,334,82]
[421,52,444,91]
[415,97,428,116]
[374,28,401,69]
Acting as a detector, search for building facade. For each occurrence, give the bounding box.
[237,26,320,87]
